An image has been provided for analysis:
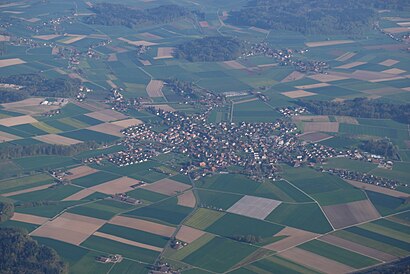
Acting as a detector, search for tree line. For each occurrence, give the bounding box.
[174,36,242,62]
[297,98,410,124]
[227,0,408,35]
[0,201,14,223]
[360,138,400,160]
[83,4,191,28]
[0,74,81,103]
[0,141,100,160]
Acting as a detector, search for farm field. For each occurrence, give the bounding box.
[0,0,409,273]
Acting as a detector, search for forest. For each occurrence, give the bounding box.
[174,36,242,62]
[297,98,410,124]
[83,4,191,27]
[0,228,67,274]
[227,0,408,34]
[360,138,400,160]
[0,201,13,223]
[0,74,81,103]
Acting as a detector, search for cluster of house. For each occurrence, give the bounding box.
[76,86,92,101]
[323,168,404,190]
[95,254,123,264]
[241,41,329,73]
[278,106,308,117]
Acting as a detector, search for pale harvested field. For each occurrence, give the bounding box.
[323,200,380,229]
[93,232,162,252]
[257,63,277,68]
[361,87,404,96]
[176,225,205,243]
[85,109,128,122]
[109,216,175,237]
[107,53,117,62]
[281,71,305,83]
[140,32,162,40]
[305,40,354,47]
[63,188,95,201]
[264,227,318,252]
[281,90,317,99]
[106,80,117,89]
[141,178,191,196]
[335,116,359,124]
[146,80,165,98]
[118,37,157,47]
[379,59,399,67]
[249,26,269,34]
[11,213,49,225]
[2,98,66,115]
[3,184,54,197]
[370,76,405,83]
[309,73,349,82]
[106,45,128,53]
[303,122,339,133]
[402,87,410,92]
[298,132,333,143]
[320,235,396,262]
[61,35,86,44]
[31,213,106,245]
[89,176,141,195]
[336,61,367,69]
[382,68,406,75]
[139,59,152,66]
[51,47,59,55]
[0,58,25,68]
[279,248,355,274]
[111,118,142,128]
[87,123,124,137]
[34,134,82,145]
[68,73,88,82]
[177,190,196,208]
[0,35,10,42]
[336,52,356,62]
[351,70,401,81]
[223,60,247,70]
[293,115,329,122]
[234,98,258,105]
[0,131,21,142]
[154,47,175,60]
[383,17,410,21]
[383,27,410,34]
[398,22,410,27]
[65,165,98,180]
[74,101,110,112]
[0,115,37,126]
[295,83,330,90]
[227,195,281,220]
[345,180,409,198]
[199,21,209,27]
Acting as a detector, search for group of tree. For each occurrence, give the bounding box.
[227,0,409,35]
[83,3,191,28]
[0,74,81,103]
[0,141,100,160]
[0,227,67,274]
[297,98,410,124]
[174,36,242,62]
[231,234,263,244]
[360,138,400,160]
[0,201,14,223]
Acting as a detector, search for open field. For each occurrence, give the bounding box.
[345,180,409,198]
[185,208,225,230]
[11,213,49,225]
[93,231,163,252]
[281,90,317,98]
[0,131,21,142]
[177,190,196,208]
[154,47,175,59]
[85,109,128,122]
[227,195,281,220]
[88,176,141,195]
[146,80,165,98]
[0,115,38,126]
[109,215,175,237]
[0,58,26,68]
[303,122,339,133]
[87,123,124,137]
[175,225,205,244]
[264,227,318,252]
[65,165,98,180]
[323,200,380,229]
[34,134,82,145]
[111,118,142,128]
[141,178,191,196]
[2,183,54,197]
[305,40,354,47]
[31,212,106,245]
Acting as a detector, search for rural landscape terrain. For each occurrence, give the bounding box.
[0,0,409,273]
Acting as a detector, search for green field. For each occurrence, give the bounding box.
[0,173,53,194]
[184,208,225,230]
[299,240,380,268]
[266,203,332,234]
[13,156,78,171]
[71,171,121,188]
[366,191,410,216]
